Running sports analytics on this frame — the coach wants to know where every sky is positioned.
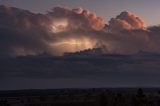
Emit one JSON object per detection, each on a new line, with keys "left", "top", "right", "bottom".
{"left": 0, "top": 0, "right": 160, "bottom": 26}
{"left": 1, "top": 0, "right": 160, "bottom": 90}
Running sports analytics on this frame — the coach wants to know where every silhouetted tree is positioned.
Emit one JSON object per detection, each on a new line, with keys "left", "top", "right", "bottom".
{"left": 136, "top": 88, "right": 145, "bottom": 98}
{"left": 98, "top": 92, "right": 108, "bottom": 106}
{"left": 131, "top": 88, "right": 149, "bottom": 106}
{"left": 113, "top": 93, "right": 126, "bottom": 106}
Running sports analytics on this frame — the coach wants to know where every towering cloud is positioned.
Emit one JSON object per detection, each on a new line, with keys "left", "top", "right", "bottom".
{"left": 0, "top": 5, "right": 106, "bottom": 56}
{"left": 47, "top": 7, "right": 105, "bottom": 31}
{"left": 1, "top": 5, "right": 160, "bottom": 57}
{"left": 108, "top": 11, "right": 146, "bottom": 32}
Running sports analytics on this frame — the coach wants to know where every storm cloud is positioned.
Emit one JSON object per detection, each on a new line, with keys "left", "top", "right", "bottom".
{"left": 0, "top": 5, "right": 106, "bottom": 56}
{"left": 1, "top": 5, "right": 160, "bottom": 89}
{"left": 108, "top": 11, "right": 146, "bottom": 32}
{"left": 1, "top": 5, "right": 160, "bottom": 57}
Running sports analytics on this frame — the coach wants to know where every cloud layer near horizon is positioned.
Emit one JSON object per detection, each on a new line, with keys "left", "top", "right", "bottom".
{"left": 1, "top": 54, "right": 160, "bottom": 89}
{"left": 0, "top": 5, "right": 160, "bottom": 57}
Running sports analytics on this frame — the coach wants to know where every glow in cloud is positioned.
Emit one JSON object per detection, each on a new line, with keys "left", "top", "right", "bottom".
{"left": 1, "top": 5, "right": 160, "bottom": 56}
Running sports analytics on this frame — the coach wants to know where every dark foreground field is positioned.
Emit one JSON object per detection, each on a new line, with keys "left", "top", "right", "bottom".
{"left": 0, "top": 88, "right": 160, "bottom": 106}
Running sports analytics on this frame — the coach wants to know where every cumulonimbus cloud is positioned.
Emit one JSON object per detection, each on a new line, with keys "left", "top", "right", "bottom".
{"left": 0, "top": 5, "right": 160, "bottom": 57}
{"left": 108, "top": 11, "right": 146, "bottom": 32}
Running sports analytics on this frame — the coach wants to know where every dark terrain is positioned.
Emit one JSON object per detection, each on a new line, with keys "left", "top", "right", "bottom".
{"left": 0, "top": 88, "right": 160, "bottom": 106}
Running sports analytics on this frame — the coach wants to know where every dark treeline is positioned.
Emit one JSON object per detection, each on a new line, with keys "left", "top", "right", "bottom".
{"left": 1, "top": 88, "right": 160, "bottom": 106}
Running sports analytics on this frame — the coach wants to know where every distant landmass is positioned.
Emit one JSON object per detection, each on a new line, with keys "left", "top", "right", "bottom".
{"left": 1, "top": 88, "right": 160, "bottom": 106}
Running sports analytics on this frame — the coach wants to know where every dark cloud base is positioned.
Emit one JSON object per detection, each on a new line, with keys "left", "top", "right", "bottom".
{"left": 1, "top": 53, "right": 160, "bottom": 90}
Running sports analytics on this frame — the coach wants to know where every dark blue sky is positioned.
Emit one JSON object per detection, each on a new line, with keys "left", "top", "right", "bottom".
{"left": 0, "top": 0, "right": 160, "bottom": 26}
